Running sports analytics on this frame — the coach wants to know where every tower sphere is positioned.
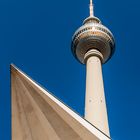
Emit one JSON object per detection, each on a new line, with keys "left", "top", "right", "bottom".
{"left": 71, "top": 17, "right": 115, "bottom": 64}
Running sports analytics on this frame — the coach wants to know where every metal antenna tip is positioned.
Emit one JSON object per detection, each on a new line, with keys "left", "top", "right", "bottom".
{"left": 89, "top": 0, "right": 94, "bottom": 17}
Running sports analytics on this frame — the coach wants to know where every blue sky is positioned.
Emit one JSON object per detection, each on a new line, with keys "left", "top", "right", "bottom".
{"left": 0, "top": 0, "right": 140, "bottom": 139}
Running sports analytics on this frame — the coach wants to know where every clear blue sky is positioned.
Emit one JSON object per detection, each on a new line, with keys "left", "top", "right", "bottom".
{"left": 0, "top": 0, "right": 140, "bottom": 139}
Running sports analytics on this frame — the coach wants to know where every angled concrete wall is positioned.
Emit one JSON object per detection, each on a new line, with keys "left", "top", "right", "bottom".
{"left": 11, "top": 64, "right": 111, "bottom": 140}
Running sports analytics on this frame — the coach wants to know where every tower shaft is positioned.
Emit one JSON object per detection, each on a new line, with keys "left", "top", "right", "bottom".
{"left": 84, "top": 50, "right": 110, "bottom": 136}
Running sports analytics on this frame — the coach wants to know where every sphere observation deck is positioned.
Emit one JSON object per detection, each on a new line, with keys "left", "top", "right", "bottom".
{"left": 71, "top": 16, "right": 115, "bottom": 64}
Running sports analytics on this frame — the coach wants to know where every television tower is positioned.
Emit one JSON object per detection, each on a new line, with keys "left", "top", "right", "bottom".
{"left": 71, "top": 0, "right": 115, "bottom": 137}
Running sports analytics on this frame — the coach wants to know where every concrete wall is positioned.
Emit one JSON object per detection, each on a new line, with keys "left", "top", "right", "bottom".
{"left": 11, "top": 65, "right": 110, "bottom": 140}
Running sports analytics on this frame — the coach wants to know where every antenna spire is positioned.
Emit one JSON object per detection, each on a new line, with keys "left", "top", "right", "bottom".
{"left": 89, "top": 0, "right": 94, "bottom": 17}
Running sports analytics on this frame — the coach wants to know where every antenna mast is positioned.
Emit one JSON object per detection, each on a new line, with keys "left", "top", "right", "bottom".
{"left": 90, "top": 0, "right": 94, "bottom": 17}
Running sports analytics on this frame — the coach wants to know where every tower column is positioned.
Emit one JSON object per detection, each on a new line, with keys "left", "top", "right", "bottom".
{"left": 84, "top": 49, "right": 110, "bottom": 137}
